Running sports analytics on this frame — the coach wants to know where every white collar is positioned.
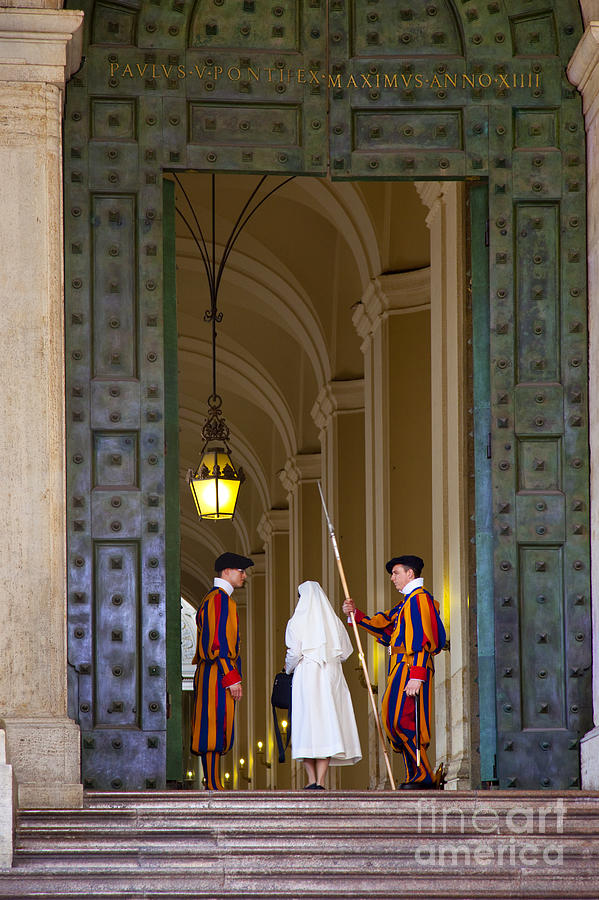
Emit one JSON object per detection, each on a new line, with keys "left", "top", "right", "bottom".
{"left": 214, "top": 576, "right": 234, "bottom": 596}
{"left": 400, "top": 577, "right": 424, "bottom": 596}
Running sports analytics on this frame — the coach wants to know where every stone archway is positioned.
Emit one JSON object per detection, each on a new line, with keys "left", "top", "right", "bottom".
{"left": 0, "top": 0, "right": 594, "bottom": 818}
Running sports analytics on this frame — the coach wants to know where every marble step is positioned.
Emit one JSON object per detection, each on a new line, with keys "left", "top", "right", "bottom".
{"left": 3, "top": 792, "right": 599, "bottom": 899}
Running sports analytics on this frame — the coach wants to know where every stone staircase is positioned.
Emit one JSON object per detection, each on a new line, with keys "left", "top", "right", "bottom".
{"left": 1, "top": 791, "right": 599, "bottom": 898}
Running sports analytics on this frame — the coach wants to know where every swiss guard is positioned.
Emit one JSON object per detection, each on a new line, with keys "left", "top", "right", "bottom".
{"left": 190, "top": 551, "right": 253, "bottom": 789}
{"left": 343, "top": 555, "right": 446, "bottom": 789}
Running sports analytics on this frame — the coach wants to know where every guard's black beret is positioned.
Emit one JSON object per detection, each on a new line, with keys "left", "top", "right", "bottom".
{"left": 215, "top": 551, "right": 254, "bottom": 572}
{"left": 386, "top": 555, "right": 424, "bottom": 575}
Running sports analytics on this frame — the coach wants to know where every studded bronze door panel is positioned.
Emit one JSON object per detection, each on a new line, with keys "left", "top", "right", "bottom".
{"left": 329, "top": 0, "right": 591, "bottom": 788}
{"left": 65, "top": 0, "right": 327, "bottom": 789}
{"left": 66, "top": 0, "right": 591, "bottom": 789}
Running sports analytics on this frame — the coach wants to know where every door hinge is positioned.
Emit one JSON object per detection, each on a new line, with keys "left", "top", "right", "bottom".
{"left": 484, "top": 219, "right": 489, "bottom": 247}
{"left": 487, "top": 432, "right": 492, "bottom": 459}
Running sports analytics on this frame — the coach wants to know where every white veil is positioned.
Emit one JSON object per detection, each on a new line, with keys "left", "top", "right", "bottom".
{"left": 286, "top": 580, "right": 353, "bottom": 666}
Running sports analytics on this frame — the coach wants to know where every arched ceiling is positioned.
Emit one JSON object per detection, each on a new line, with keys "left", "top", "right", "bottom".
{"left": 173, "top": 173, "right": 430, "bottom": 596}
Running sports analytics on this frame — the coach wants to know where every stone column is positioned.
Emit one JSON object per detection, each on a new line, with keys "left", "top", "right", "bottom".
{"left": 311, "top": 381, "right": 370, "bottom": 790}
{"left": 247, "top": 552, "right": 266, "bottom": 790}
{"left": 352, "top": 271, "right": 432, "bottom": 789}
{"left": 0, "top": 9, "right": 84, "bottom": 811}
{"left": 568, "top": 27, "right": 599, "bottom": 787}
{"left": 257, "top": 509, "right": 290, "bottom": 789}
{"left": 0, "top": 732, "right": 14, "bottom": 869}
{"left": 280, "top": 454, "right": 322, "bottom": 593}
{"left": 279, "top": 454, "right": 321, "bottom": 788}
{"left": 415, "top": 182, "right": 471, "bottom": 789}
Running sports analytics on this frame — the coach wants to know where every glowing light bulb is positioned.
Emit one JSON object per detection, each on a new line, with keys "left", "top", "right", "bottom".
{"left": 224, "top": 772, "right": 230, "bottom": 781}
{"left": 257, "top": 741, "right": 263, "bottom": 751}
{"left": 282, "top": 719, "right": 288, "bottom": 730}
{"left": 239, "top": 758, "right": 245, "bottom": 767}
{"left": 186, "top": 770, "right": 194, "bottom": 779}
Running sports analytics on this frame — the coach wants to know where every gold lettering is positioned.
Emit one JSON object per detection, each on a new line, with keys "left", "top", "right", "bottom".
{"left": 309, "top": 69, "right": 320, "bottom": 84}
{"left": 478, "top": 73, "right": 492, "bottom": 88}
{"left": 346, "top": 75, "right": 358, "bottom": 88}
{"left": 444, "top": 73, "right": 457, "bottom": 88}
{"left": 297, "top": 68, "right": 306, "bottom": 83}
{"left": 214, "top": 66, "right": 223, "bottom": 79}
{"left": 248, "top": 66, "right": 260, "bottom": 81}
{"left": 414, "top": 74, "right": 423, "bottom": 87}
{"left": 265, "top": 68, "right": 276, "bottom": 82}
{"left": 161, "top": 65, "right": 173, "bottom": 78}
{"left": 328, "top": 73, "right": 342, "bottom": 87}
{"left": 194, "top": 66, "right": 207, "bottom": 78}
{"left": 177, "top": 65, "right": 186, "bottom": 78}
{"left": 462, "top": 73, "right": 475, "bottom": 88}
{"left": 136, "top": 64, "right": 148, "bottom": 77}
{"left": 110, "top": 62, "right": 120, "bottom": 77}
{"left": 430, "top": 74, "right": 442, "bottom": 88}
{"left": 496, "top": 73, "right": 509, "bottom": 89}
{"left": 228, "top": 66, "right": 241, "bottom": 81}
{"left": 400, "top": 74, "right": 412, "bottom": 88}
{"left": 536, "top": 73, "right": 540, "bottom": 87}
{"left": 360, "top": 74, "right": 372, "bottom": 88}
{"left": 122, "top": 64, "right": 134, "bottom": 78}
{"left": 384, "top": 74, "right": 398, "bottom": 88}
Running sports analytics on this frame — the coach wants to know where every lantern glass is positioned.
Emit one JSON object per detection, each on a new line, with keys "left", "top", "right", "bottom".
{"left": 189, "top": 445, "right": 242, "bottom": 520}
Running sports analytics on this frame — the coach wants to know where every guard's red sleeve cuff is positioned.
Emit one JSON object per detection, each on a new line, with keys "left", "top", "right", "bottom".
{"left": 409, "top": 666, "right": 427, "bottom": 680}
{"left": 353, "top": 609, "right": 366, "bottom": 624}
{"left": 222, "top": 669, "right": 241, "bottom": 687}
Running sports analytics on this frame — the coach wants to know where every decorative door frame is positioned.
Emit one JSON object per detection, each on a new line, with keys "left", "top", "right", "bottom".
{"left": 64, "top": 0, "right": 591, "bottom": 789}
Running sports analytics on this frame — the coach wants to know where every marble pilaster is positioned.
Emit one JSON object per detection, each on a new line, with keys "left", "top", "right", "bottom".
{"left": 415, "top": 181, "right": 471, "bottom": 789}
{"left": 0, "top": 7, "right": 84, "bottom": 813}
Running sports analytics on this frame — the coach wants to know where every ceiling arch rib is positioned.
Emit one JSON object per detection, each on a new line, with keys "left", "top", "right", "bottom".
{"left": 179, "top": 336, "right": 297, "bottom": 457}
{"left": 180, "top": 552, "right": 213, "bottom": 593}
{"left": 283, "top": 180, "right": 382, "bottom": 284}
{"left": 179, "top": 405, "right": 272, "bottom": 512}
{"left": 181, "top": 509, "right": 253, "bottom": 562}
{"left": 176, "top": 235, "right": 331, "bottom": 388}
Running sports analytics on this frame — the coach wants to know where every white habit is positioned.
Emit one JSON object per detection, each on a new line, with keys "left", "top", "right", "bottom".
{"left": 285, "top": 581, "right": 362, "bottom": 765}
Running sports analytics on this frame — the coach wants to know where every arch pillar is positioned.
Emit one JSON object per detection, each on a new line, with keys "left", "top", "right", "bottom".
{"left": 0, "top": 8, "right": 84, "bottom": 813}
{"left": 245, "top": 552, "right": 266, "bottom": 789}
{"left": 280, "top": 454, "right": 323, "bottom": 591}
{"left": 280, "top": 454, "right": 322, "bottom": 788}
{"left": 568, "top": 25, "right": 599, "bottom": 788}
{"left": 257, "top": 509, "right": 290, "bottom": 788}
{"left": 415, "top": 182, "right": 472, "bottom": 789}
{"left": 311, "top": 380, "right": 370, "bottom": 789}
{"left": 353, "top": 272, "right": 432, "bottom": 788}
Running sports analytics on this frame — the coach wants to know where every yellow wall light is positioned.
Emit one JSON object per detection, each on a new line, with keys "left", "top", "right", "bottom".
{"left": 187, "top": 397, "right": 245, "bottom": 521}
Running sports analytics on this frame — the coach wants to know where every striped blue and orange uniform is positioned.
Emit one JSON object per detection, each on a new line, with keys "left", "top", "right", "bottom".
{"left": 355, "top": 587, "right": 446, "bottom": 786}
{"left": 190, "top": 587, "right": 241, "bottom": 789}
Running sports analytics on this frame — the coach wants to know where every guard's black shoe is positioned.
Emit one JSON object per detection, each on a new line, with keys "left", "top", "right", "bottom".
{"left": 398, "top": 780, "right": 435, "bottom": 790}
{"left": 304, "top": 783, "right": 317, "bottom": 789}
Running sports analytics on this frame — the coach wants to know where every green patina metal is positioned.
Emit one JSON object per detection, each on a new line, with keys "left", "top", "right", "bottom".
{"left": 162, "top": 179, "right": 183, "bottom": 783}
{"left": 65, "top": 0, "right": 591, "bottom": 789}
{"left": 469, "top": 181, "right": 496, "bottom": 784}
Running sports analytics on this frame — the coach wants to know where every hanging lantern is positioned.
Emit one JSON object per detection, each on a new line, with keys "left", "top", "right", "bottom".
{"left": 187, "top": 396, "right": 245, "bottom": 520}
{"left": 176, "top": 173, "right": 293, "bottom": 522}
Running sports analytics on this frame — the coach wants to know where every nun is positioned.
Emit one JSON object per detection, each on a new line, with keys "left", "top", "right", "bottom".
{"left": 284, "top": 580, "right": 362, "bottom": 789}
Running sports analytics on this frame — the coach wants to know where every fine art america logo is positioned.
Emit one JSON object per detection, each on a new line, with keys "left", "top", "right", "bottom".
{"left": 107, "top": 61, "right": 542, "bottom": 92}
{"left": 414, "top": 799, "right": 566, "bottom": 869}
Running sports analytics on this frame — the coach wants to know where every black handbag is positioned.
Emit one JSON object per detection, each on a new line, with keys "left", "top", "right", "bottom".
{"left": 271, "top": 669, "right": 292, "bottom": 763}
